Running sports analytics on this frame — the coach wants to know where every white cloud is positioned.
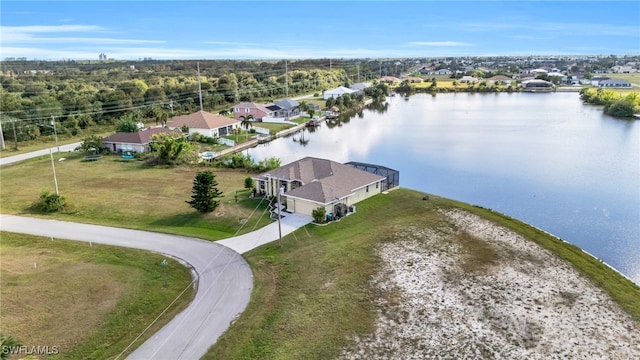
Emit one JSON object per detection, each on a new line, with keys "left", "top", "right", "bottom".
{"left": 461, "top": 21, "right": 639, "bottom": 37}
{"left": 407, "top": 41, "right": 473, "bottom": 47}
{"left": 0, "top": 24, "right": 163, "bottom": 46}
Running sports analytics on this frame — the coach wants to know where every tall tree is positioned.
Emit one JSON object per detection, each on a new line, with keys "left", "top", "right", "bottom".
{"left": 187, "top": 170, "right": 223, "bottom": 213}
{"left": 150, "top": 133, "right": 195, "bottom": 165}
{"left": 240, "top": 115, "right": 254, "bottom": 138}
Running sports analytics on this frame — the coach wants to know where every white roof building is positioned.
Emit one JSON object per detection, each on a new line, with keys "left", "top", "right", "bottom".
{"left": 323, "top": 86, "right": 356, "bottom": 99}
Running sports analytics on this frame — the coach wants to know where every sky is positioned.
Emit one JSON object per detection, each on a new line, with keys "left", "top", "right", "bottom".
{"left": 1, "top": 0, "right": 639, "bottom": 61}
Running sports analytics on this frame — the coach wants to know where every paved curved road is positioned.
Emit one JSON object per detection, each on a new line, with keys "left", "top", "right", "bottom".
{"left": 0, "top": 213, "right": 311, "bottom": 359}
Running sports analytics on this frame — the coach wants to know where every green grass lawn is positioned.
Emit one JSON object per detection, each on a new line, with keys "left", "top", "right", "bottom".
{"left": 204, "top": 188, "right": 640, "bottom": 359}
{"left": 252, "top": 122, "right": 295, "bottom": 135}
{"left": 0, "top": 152, "right": 272, "bottom": 241}
{"left": 0, "top": 231, "right": 194, "bottom": 359}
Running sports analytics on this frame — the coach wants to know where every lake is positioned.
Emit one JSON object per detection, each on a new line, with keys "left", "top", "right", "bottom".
{"left": 248, "top": 92, "right": 640, "bottom": 284}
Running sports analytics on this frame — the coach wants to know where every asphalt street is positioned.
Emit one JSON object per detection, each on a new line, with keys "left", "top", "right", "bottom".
{"left": 0, "top": 213, "right": 311, "bottom": 359}
{"left": 0, "top": 142, "right": 81, "bottom": 166}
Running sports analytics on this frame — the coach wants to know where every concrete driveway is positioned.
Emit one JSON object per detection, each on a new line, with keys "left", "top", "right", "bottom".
{"left": 0, "top": 213, "right": 312, "bottom": 359}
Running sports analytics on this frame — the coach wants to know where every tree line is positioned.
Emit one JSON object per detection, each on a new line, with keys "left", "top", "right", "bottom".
{"left": 580, "top": 88, "right": 640, "bottom": 118}
{"left": 0, "top": 60, "right": 352, "bottom": 144}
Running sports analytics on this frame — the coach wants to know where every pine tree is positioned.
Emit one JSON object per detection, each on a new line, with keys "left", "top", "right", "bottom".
{"left": 187, "top": 170, "right": 223, "bottom": 213}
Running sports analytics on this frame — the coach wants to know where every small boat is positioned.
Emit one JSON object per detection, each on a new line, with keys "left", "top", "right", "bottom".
{"left": 306, "top": 120, "right": 319, "bottom": 127}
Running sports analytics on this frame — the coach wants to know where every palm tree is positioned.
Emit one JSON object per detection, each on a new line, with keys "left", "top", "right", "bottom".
{"left": 154, "top": 108, "right": 170, "bottom": 127}
{"left": 240, "top": 115, "right": 254, "bottom": 141}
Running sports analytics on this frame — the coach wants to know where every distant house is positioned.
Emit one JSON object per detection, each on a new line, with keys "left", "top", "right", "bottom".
{"left": 378, "top": 76, "right": 401, "bottom": 83}
{"left": 460, "top": 76, "right": 479, "bottom": 83}
{"left": 486, "top": 75, "right": 513, "bottom": 85}
{"left": 349, "top": 82, "right": 371, "bottom": 91}
{"left": 102, "top": 127, "right": 182, "bottom": 154}
{"left": 232, "top": 102, "right": 275, "bottom": 121}
{"left": 432, "top": 69, "right": 453, "bottom": 75}
{"left": 405, "top": 76, "right": 424, "bottom": 83}
{"left": 253, "top": 157, "right": 387, "bottom": 217}
{"left": 611, "top": 65, "right": 636, "bottom": 73}
{"left": 590, "top": 76, "right": 611, "bottom": 86}
{"left": 522, "top": 79, "right": 555, "bottom": 91}
{"left": 323, "top": 86, "right": 356, "bottom": 99}
{"left": 167, "top": 110, "right": 241, "bottom": 138}
{"left": 598, "top": 79, "right": 632, "bottom": 88}
{"left": 273, "top": 98, "right": 300, "bottom": 119}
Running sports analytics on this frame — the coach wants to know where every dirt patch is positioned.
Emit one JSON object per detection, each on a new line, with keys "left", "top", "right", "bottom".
{"left": 340, "top": 209, "right": 640, "bottom": 359}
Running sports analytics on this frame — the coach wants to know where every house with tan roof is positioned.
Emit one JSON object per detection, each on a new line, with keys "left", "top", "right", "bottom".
{"left": 379, "top": 76, "right": 402, "bottom": 83}
{"left": 167, "top": 110, "right": 241, "bottom": 138}
{"left": 254, "top": 157, "right": 388, "bottom": 218}
{"left": 487, "top": 75, "right": 513, "bottom": 85}
{"left": 102, "top": 127, "right": 182, "bottom": 154}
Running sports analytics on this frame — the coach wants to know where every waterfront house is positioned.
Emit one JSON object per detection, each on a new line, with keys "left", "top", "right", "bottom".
{"left": 167, "top": 110, "right": 241, "bottom": 138}
{"left": 486, "top": 75, "right": 513, "bottom": 85}
{"left": 598, "top": 79, "right": 632, "bottom": 88}
{"left": 273, "top": 98, "right": 301, "bottom": 119}
{"left": 522, "top": 79, "right": 555, "bottom": 91}
{"left": 232, "top": 102, "right": 275, "bottom": 121}
{"left": 102, "top": 127, "right": 182, "bottom": 154}
{"left": 323, "top": 86, "right": 356, "bottom": 99}
{"left": 253, "top": 157, "right": 387, "bottom": 218}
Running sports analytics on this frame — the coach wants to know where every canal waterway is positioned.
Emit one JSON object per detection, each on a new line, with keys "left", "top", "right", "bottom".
{"left": 248, "top": 92, "right": 640, "bottom": 284}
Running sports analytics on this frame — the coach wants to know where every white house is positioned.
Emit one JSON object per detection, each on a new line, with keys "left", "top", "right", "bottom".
{"left": 323, "top": 86, "right": 356, "bottom": 99}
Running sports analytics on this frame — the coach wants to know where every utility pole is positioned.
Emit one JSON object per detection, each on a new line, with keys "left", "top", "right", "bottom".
{"left": 357, "top": 63, "right": 360, "bottom": 82}
{"left": 169, "top": 99, "right": 174, "bottom": 114}
{"left": 0, "top": 119, "right": 5, "bottom": 150}
{"left": 285, "top": 60, "right": 288, "bottom": 97}
{"left": 277, "top": 178, "right": 283, "bottom": 247}
{"left": 329, "top": 59, "right": 332, "bottom": 72}
{"left": 11, "top": 119, "right": 18, "bottom": 150}
{"left": 379, "top": 60, "right": 382, "bottom": 78}
{"left": 197, "top": 61, "right": 204, "bottom": 111}
{"left": 51, "top": 115, "right": 59, "bottom": 153}
{"left": 49, "top": 148, "right": 59, "bottom": 195}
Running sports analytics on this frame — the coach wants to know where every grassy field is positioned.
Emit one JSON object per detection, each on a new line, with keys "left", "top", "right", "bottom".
{"left": 204, "top": 188, "right": 640, "bottom": 359}
{"left": 0, "top": 152, "right": 272, "bottom": 240}
{"left": 0, "top": 231, "right": 194, "bottom": 359}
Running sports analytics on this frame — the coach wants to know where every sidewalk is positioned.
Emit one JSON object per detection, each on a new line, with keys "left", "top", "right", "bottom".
{"left": 217, "top": 212, "right": 312, "bottom": 254}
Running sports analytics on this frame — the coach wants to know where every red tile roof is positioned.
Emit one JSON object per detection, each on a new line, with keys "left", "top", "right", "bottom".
{"left": 167, "top": 110, "right": 240, "bottom": 130}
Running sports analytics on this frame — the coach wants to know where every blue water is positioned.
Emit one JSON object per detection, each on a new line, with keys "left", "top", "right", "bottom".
{"left": 248, "top": 92, "right": 640, "bottom": 283}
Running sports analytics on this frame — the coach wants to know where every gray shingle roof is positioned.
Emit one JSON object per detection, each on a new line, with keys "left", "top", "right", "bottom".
{"left": 258, "top": 157, "right": 385, "bottom": 204}
{"left": 274, "top": 98, "right": 299, "bottom": 111}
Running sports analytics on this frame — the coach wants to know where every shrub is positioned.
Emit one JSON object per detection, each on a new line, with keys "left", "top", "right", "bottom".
{"left": 34, "top": 191, "right": 66, "bottom": 212}
{"left": 244, "top": 177, "right": 255, "bottom": 190}
{"left": 312, "top": 207, "right": 326, "bottom": 223}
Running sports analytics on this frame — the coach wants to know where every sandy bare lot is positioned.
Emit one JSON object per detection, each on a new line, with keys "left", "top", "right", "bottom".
{"left": 340, "top": 209, "right": 640, "bottom": 359}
